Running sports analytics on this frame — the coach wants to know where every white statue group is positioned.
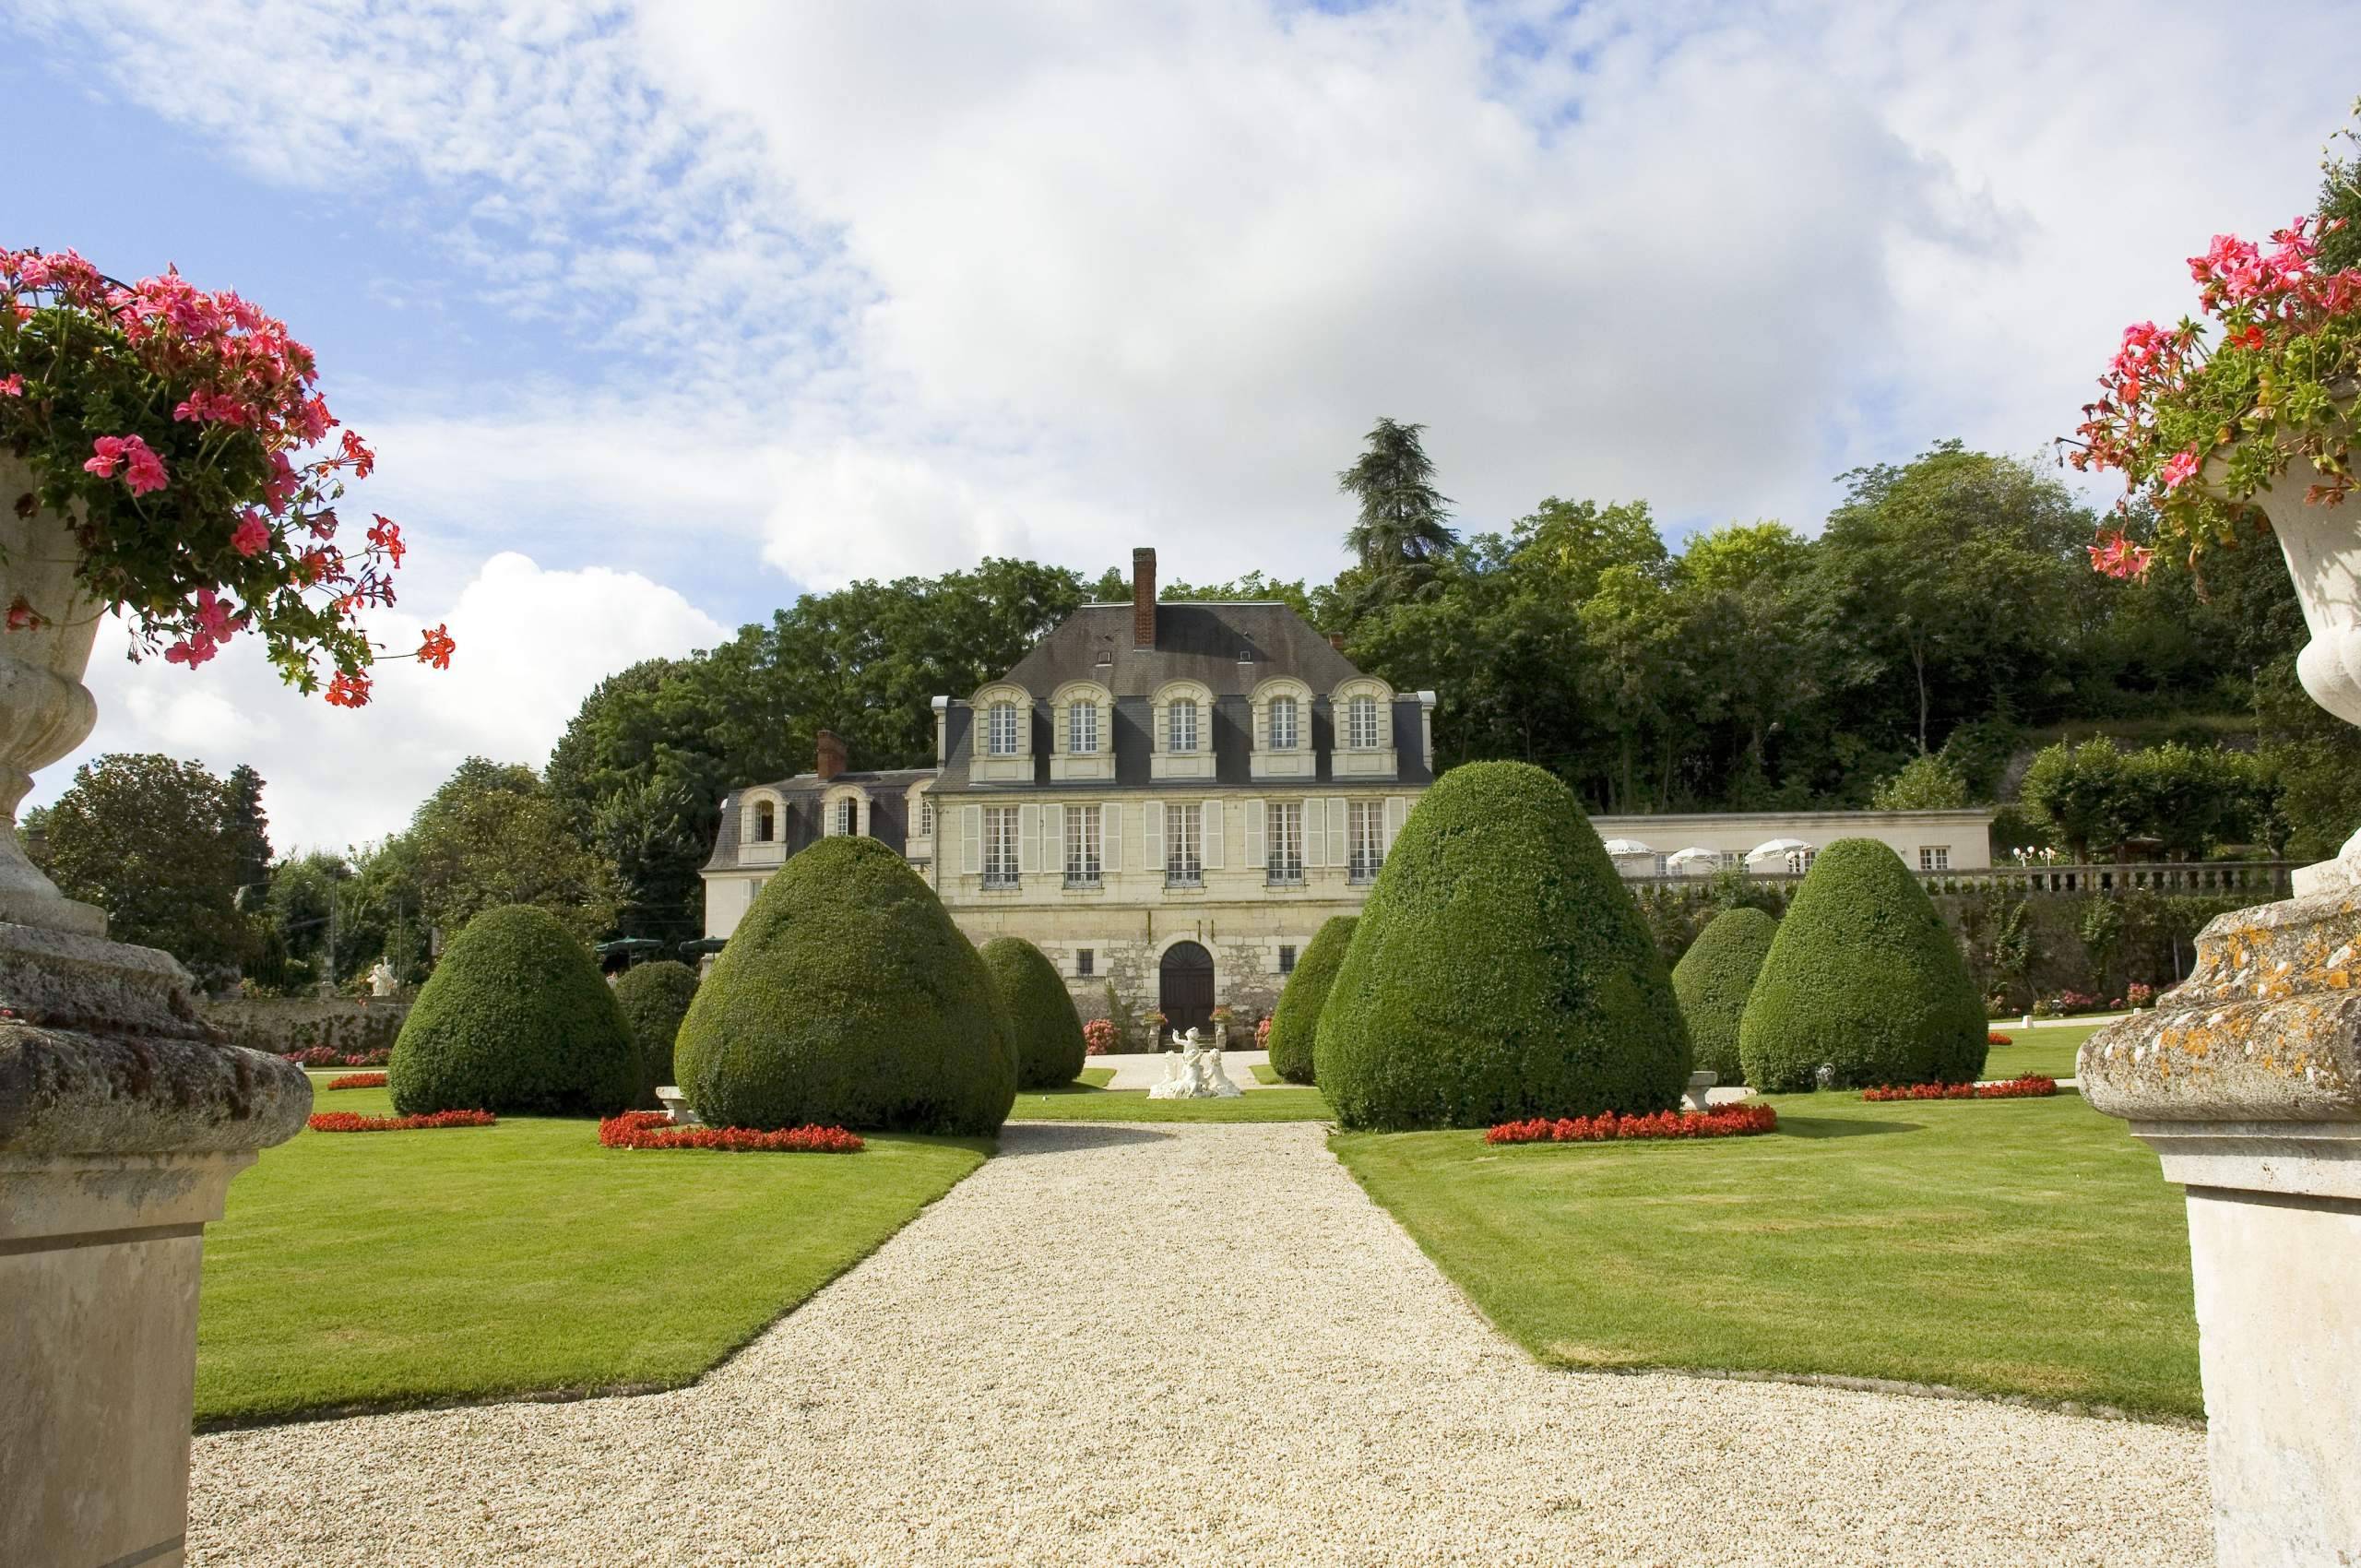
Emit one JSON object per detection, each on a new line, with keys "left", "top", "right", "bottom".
{"left": 1146, "top": 1027, "right": 1242, "bottom": 1099}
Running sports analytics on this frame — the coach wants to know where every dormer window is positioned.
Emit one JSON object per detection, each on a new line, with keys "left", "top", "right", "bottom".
{"left": 988, "top": 700, "right": 1020, "bottom": 756}
{"left": 1169, "top": 698, "right": 1200, "bottom": 754}
{"left": 833, "top": 798, "right": 859, "bottom": 837}
{"left": 1270, "top": 695, "right": 1299, "bottom": 751}
{"left": 753, "top": 800, "right": 776, "bottom": 843}
{"left": 1068, "top": 699, "right": 1098, "bottom": 754}
{"left": 1347, "top": 695, "right": 1381, "bottom": 750}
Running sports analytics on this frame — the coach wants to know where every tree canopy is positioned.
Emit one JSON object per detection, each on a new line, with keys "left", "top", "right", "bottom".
{"left": 34, "top": 753, "right": 257, "bottom": 972}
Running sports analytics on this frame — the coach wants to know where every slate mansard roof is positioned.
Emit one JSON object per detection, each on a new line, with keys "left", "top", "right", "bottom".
{"left": 706, "top": 766, "right": 935, "bottom": 872}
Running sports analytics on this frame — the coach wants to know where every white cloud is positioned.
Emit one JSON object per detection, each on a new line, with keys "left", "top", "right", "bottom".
{"left": 30, "top": 554, "right": 725, "bottom": 853}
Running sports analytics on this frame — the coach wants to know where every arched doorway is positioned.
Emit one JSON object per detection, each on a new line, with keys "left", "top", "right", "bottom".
{"left": 1158, "top": 941, "right": 1215, "bottom": 1042}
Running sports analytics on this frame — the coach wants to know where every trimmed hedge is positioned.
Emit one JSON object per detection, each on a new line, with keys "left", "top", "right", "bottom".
{"left": 1670, "top": 907, "right": 1777, "bottom": 1087}
{"left": 1313, "top": 760, "right": 1691, "bottom": 1130}
{"left": 1265, "top": 915, "right": 1356, "bottom": 1084}
{"left": 612, "top": 959, "right": 699, "bottom": 1109}
{"left": 1738, "top": 837, "right": 1988, "bottom": 1092}
{"left": 388, "top": 904, "right": 639, "bottom": 1117}
{"left": 674, "top": 837, "right": 1015, "bottom": 1134}
{"left": 979, "top": 936, "right": 1086, "bottom": 1088}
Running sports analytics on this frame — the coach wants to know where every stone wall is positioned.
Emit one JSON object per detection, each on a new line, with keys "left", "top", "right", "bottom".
{"left": 196, "top": 995, "right": 412, "bottom": 1057}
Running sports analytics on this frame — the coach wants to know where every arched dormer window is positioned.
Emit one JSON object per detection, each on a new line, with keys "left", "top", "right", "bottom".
{"left": 1271, "top": 695, "right": 1299, "bottom": 750}
{"left": 1249, "top": 675, "right": 1315, "bottom": 780}
{"left": 753, "top": 800, "right": 777, "bottom": 842}
{"left": 1048, "top": 679, "right": 1116, "bottom": 782}
{"left": 969, "top": 682, "right": 1035, "bottom": 783}
{"left": 1149, "top": 679, "right": 1217, "bottom": 781}
{"left": 739, "top": 790, "right": 789, "bottom": 864}
{"left": 1169, "top": 697, "right": 1200, "bottom": 753}
{"left": 1330, "top": 677, "right": 1399, "bottom": 779}
{"left": 988, "top": 701, "right": 1020, "bottom": 756}
{"left": 822, "top": 783, "right": 872, "bottom": 837}
{"left": 909, "top": 781, "right": 935, "bottom": 842}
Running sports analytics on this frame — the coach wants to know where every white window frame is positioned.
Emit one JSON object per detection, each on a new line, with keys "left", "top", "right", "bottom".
{"left": 1347, "top": 695, "right": 1381, "bottom": 750}
{"left": 1270, "top": 695, "right": 1299, "bottom": 751}
{"left": 1064, "top": 803, "right": 1103, "bottom": 886}
{"left": 1347, "top": 799, "right": 1384, "bottom": 883}
{"left": 1166, "top": 800, "right": 1203, "bottom": 886}
{"left": 917, "top": 793, "right": 934, "bottom": 838}
{"left": 1920, "top": 846, "right": 1950, "bottom": 872}
{"left": 1267, "top": 800, "right": 1304, "bottom": 885}
{"left": 1068, "top": 700, "right": 1098, "bottom": 755}
{"left": 753, "top": 800, "right": 777, "bottom": 843}
{"left": 1169, "top": 698, "right": 1200, "bottom": 754}
{"left": 988, "top": 700, "right": 1021, "bottom": 757}
{"left": 982, "top": 806, "right": 1020, "bottom": 887}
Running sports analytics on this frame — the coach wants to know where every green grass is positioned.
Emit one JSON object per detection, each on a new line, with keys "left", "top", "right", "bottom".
{"left": 1006, "top": 1082, "right": 1335, "bottom": 1122}
{"left": 1986, "top": 1021, "right": 2106, "bottom": 1081}
{"left": 1250, "top": 1062, "right": 1282, "bottom": 1085}
{"left": 196, "top": 1085, "right": 988, "bottom": 1425}
{"left": 1076, "top": 1066, "right": 1116, "bottom": 1088}
{"left": 1333, "top": 1089, "right": 2200, "bottom": 1418}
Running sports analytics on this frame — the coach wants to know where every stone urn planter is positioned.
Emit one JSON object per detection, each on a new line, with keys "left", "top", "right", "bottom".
{"left": 0, "top": 451, "right": 312, "bottom": 1568}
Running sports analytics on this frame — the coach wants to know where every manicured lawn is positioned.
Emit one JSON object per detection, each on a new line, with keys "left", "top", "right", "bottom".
{"left": 1007, "top": 1083, "right": 1334, "bottom": 1122}
{"left": 1250, "top": 1063, "right": 1282, "bottom": 1085}
{"left": 1334, "top": 1089, "right": 2200, "bottom": 1417}
{"left": 1986, "top": 1022, "right": 2106, "bottom": 1082}
{"left": 197, "top": 1085, "right": 988, "bottom": 1425}
{"left": 1076, "top": 1066, "right": 1117, "bottom": 1088}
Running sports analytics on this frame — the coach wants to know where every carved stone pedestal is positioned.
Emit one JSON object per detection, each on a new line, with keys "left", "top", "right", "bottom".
{"left": 2082, "top": 890, "right": 2361, "bottom": 1568}
{"left": 0, "top": 923, "right": 310, "bottom": 1568}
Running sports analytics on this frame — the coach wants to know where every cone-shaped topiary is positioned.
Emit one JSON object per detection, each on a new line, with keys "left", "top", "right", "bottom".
{"left": 674, "top": 836, "right": 1015, "bottom": 1134}
{"left": 1313, "top": 760, "right": 1691, "bottom": 1130}
{"left": 1738, "top": 838, "right": 1987, "bottom": 1092}
{"left": 612, "top": 959, "right": 699, "bottom": 1108}
{"left": 979, "top": 935, "right": 1086, "bottom": 1088}
{"left": 1671, "top": 907, "right": 1778, "bottom": 1088}
{"left": 1266, "top": 915, "right": 1356, "bottom": 1084}
{"left": 389, "top": 904, "right": 639, "bottom": 1117}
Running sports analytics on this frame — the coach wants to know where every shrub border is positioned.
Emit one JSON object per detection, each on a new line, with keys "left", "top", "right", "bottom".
{"left": 1486, "top": 1104, "right": 1777, "bottom": 1145}
{"left": 598, "top": 1110, "right": 864, "bottom": 1154}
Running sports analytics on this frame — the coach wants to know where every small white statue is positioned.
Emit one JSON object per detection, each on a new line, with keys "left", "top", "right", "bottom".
{"left": 1147, "top": 1028, "right": 1243, "bottom": 1099}
{"left": 367, "top": 959, "right": 399, "bottom": 998}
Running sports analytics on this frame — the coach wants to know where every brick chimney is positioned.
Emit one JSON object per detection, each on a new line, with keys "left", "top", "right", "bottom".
{"left": 815, "top": 729, "right": 848, "bottom": 780}
{"left": 1327, "top": 632, "right": 1346, "bottom": 652}
{"left": 1132, "top": 547, "right": 1157, "bottom": 649}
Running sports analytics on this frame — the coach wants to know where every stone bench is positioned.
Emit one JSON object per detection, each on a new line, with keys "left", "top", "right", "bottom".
{"left": 1682, "top": 1071, "right": 1716, "bottom": 1112}
{"left": 655, "top": 1086, "right": 701, "bottom": 1125}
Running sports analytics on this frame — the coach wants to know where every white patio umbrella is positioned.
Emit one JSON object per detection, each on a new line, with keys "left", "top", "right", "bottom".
{"left": 1745, "top": 837, "right": 1815, "bottom": 865}
{"left": 1599, "top": 837, "right": 1654, "bottom": 857}
{"left": 1666, "top": 846, "right": 1720, "bottom": 873}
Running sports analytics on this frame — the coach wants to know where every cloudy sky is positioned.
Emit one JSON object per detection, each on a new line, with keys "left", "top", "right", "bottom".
{"left": 6, "top": 0, "right": 2356, "bottom": 851}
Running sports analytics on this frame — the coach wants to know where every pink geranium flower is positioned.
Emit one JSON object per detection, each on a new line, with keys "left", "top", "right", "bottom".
{"left": 231, "top": 511, "right": 270, "bottom": 557}
{"left": 0, "top": 374, "right": 21, "bottom": 397}
{"left": 121, "top": 436, "right": 168, "bottom": 496}
{"left": 2160, "top": 447, "right": 2201, "bottom": 492}
{"left": 83, "top": 435, "right": 125, "bottom": 479}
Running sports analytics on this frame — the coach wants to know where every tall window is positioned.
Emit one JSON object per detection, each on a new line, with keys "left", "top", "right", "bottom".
{"left": 1064, "top": 804, "right": 1102, "bottom": 886}
{"left": 982, "top": 806, "right": 1019, "bottom": 887}
{"left": 988, "top": 700, "right": 1021, "bottom": 756}
{"left": 1166, "top": 802, "right": 1202, "bottom": 885}
{"left": 833, "top": 798, "right": 859, "bottom": 837}
{"left": 1278, "top": 944, "right": 1298, "bottom": 975}
{"left": 1169, "top": 698, "right": 1199, "bottom": 753}
{"left": 917, "top": 794, "right": 934, "bottom": 838}
{"left": 1347, "top": 695, "right": 1380, "bottom": 749}
{"left": 1068, "top": 699, "right": 1098, "bottom": 754}
{"left": 1266, "top": 800, "right": 1304, "bottom": 883}
{"left": 1076, "top": 948, "right": 1096, "bottom": 977}
{"left": 1269, "top": 695, "right": 1299, "bottom": 750}
{"left": 753, "top": 800, "right": 776, "bottom": 842}
{"left": 1347, "top": 800, "right": 1384, "bottom": 883}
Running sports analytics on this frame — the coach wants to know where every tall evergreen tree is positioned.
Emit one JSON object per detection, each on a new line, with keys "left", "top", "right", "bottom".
{"left": 224, "top": 764, "right": 272, "bottom": 897}
{"left": 1337, "top": 417, "right": 1457, "bottom": 593}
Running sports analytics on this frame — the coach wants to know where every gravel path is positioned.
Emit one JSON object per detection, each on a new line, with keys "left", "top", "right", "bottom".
{"left": 190, "top": 1123, "right": 2212, "bottom": 1566}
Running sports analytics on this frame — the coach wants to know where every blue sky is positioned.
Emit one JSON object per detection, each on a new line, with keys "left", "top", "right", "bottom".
{"left": 6, "top": 0, "right": 2358, "bottom": 849}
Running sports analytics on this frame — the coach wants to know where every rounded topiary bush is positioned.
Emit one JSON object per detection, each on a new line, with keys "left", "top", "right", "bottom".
{"left": 1313, "top": 760, "right": 1691, "bottom": 1130}
{"left": 1738, "top": 838, "right": 1987, "bottom": 1092}
{"left": 674, "top": 836, "right": 1015, "bottom": 1134}
{"left": 979, "top": 935, "right": 1086, "bottom": 1088}
{"left": 1670, "top": 907, "right": 1778, "bottom": 1088}
{"left": 612, "top": 959, "right": 699, "bottom": 1108}
{"left": 388, "top": 904, "right": 639, "bottom": 1117}
{"left": 1265, "top": 915, "right": 1356, "bottom": 1084}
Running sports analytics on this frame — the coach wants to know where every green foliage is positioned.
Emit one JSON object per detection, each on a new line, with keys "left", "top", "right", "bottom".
{"left": 1314, "top": 761, "right": 1691, "bottom": 1130}
{"left": 611, "top": 960, "right": 699, "bottom": 1109}
{"left": 1669, "top": 907, "right": 1778, "bottom": 1087}
{"left": 389, "top": 904, "right": 638, "bottom": 1116}
{"left": 2018, "top": 738, "right": 2277, "bottom": 860}
{"left": 1869, "top": 752, "right": 1970, "bottom": 811}
{"left": 34, "top": 752, "right": 256, "bottom": 973}
{"left": 409, "top": 757, "right": 624, "bottom": 943}
{"left": 979, "top": 936, "right": 1086, "bottom": 1088}
{"left": 1739, "top": 839, "right": 1987, "bottom": 1091}
{"left": 675, "top": 837, "right": 1014, "bottom": 1134}
{"left": 1100, "top": 980, "right": 1129, "bottom": 1051}
{"left": 1337, "top": 416, "right": 1457, "bottom": 609}
{"left": 1265, "top": 915, "right": 1356, "bottom": 1084}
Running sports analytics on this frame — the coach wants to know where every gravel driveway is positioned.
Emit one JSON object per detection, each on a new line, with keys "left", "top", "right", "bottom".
{"left": 190, "top": 1122, "right": 2212, "bottom": 1566}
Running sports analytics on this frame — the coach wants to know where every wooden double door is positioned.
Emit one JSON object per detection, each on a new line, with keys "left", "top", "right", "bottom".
{"left": 1157, "top": 941, "right": 1215, "bottom": 1040}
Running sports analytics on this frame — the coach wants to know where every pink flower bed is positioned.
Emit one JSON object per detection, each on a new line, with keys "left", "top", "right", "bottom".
{"left": 1083, "top": 1018, "right": 1118, "bottom": 1055}
{"left": 1862, "top": 1076, "right": 2058, "bottom": 1102}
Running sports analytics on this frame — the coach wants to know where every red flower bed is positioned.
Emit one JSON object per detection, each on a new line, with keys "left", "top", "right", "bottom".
{"left": 308, "top": 1109, "right": 495, "bottom": 1133}
{"left": 599, "top": 1110, "right": 863, "bottom": 1154}
{"left": 1486, "top": 1104, "right": 1777, "bottom": 1146}
{"left": 1987, "top": 1031, "right": 2013, "bottom": 1046}
{"left": 1862, "top": 1075, "right": 2058, "bottom": 1102}
{"left": 281, "top": 1046, "right": 393, "bottom": 1068}
{"left": 325, "top": 1071, "right": 387, "bottom": 1090}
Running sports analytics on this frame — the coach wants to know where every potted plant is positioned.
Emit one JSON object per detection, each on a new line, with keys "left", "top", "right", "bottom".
{"left": 1143, "top": 1009, "right": 1168, "bottom": 1049}
{"left": 1209, "top": 1004, "right": 1235, "bottom": 1048}
{"left": 0, "top": 248, "right": 448, "bottom": 932}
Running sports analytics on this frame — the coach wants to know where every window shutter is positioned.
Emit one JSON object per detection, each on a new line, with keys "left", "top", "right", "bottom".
{"left": 1384, "top": 796, "right": 1407, "bottom": 853}
{"left": 1201, "top": 800, "right": 1224, "bottom": 869}
{"left": 1304, "top": 797, "right": 1327, "bottom": 867}
{"left": 1327, "top": 799, "right": 1347, "bottom": 863}
{"left": 1019, "top": 805, "right": 1041, "bottom": 873}
{"left": 1045, "top": 804, "right": 1064, "bottom": 874}
{"left": 1101, "top": 802, "right": 1121, "bottom": 871}
{"left": 1245, "top": 799, "right": 1266, "bottom": 868}
{"left": 962, "top": 806, "right": 983, "bottom": 874}
{"left": 1144, "top": 801, "right": 1165, "bottom": 872}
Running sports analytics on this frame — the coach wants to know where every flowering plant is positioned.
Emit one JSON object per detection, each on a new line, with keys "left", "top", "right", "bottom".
{"left": 598, "top": 1111, "right": 862, "bottom": 1153}
{"left": 1083, "top": 1017, "right": 1118, "bottom": 1055}
{"left": 1862, "top": 1076, "right": 2056, "bottom": 1102}
{"left": 1987, "top": 1031, "right": 2013, "bottom": 1047}
{"left": 2128, "top": 981, "right": 2156, "bottom": 1009}
{"left": 0, "top": 248, "right": 452, "bottom": 703}
{"left": 1487, "top": 1103, "right": 1777, "bottom": 1145}
{"left": 307, "top": 1109, "right": 494, "bottom": 1132}
{"left": 280, "top": 1045, "right": 393, "bottom": 1068}
{"left": 324, "top": 1071, "right": 387, "bottom": 1090}
{"left": 1255, "top": 1016, "right": 1272, "bottom": 1048}
{"left": 2071, "top": 124, "right": 2361, "bottom": 579}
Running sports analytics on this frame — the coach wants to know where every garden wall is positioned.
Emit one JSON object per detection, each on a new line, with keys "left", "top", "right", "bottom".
{"left": 198, "top": 995, "right": 412, "bottom": 1057}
